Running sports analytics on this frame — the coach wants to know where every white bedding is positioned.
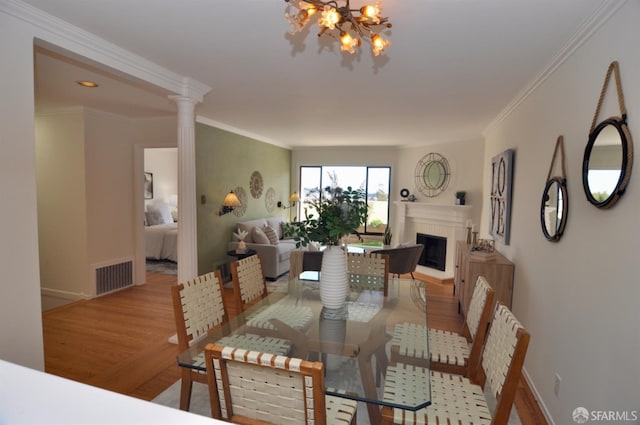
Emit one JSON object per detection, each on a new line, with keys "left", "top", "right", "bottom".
{"left": 145, "top": 223, "right": 178, "bottom": 262}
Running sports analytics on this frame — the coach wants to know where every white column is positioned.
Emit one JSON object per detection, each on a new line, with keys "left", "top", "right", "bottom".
{"left": 170, "top": 95, "right": 198, "bottom": 282}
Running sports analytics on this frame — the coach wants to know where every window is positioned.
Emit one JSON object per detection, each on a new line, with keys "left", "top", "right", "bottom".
{"left": 298, "top": 166, "right": 391, "bottom": 234}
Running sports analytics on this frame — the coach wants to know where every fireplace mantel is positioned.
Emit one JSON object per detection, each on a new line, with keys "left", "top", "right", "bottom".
{"left": 393, "top": 202, "right": 473, "bottom": 279}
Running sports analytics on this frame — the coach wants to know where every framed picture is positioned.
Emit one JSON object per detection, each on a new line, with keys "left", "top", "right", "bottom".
{"left": 144, "top": 172, "right": 153, "bottom": 199}
{"left": 489, "top": 149, "right": 514, "bottom": 245}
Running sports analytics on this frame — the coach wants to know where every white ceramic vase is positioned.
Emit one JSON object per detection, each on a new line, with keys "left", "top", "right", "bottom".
{"left": 320, "top": 245, "right": 349, "bottom": 309}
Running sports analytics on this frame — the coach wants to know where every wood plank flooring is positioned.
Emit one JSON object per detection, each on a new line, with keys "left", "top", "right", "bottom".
{"left": 42, "top": 271, "right": 547, "bottom": 424}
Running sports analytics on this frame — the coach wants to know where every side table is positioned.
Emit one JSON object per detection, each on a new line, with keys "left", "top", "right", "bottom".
{"left": 226, "top": 249, "right": 257, "bottom": 261}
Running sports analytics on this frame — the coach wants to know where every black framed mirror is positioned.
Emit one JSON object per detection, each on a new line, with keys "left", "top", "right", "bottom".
{"left": 582, "top": 117, "right": 633, "bottom": 209}
{"left": 541, "top": 177, "right": 568, "bottom": 241}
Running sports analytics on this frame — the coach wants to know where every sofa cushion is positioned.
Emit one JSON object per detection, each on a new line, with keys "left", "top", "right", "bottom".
{"left": 263, "top": 225, "right": 279, "bottom": 245}
{"left": 252, "top": 226, "right": 270, "bottom": 244}
{"left": 237, "top": 218, "right": 268, "bottom": 243}
{"left": 277, "top": 242, "right": 297, "bottom": 262}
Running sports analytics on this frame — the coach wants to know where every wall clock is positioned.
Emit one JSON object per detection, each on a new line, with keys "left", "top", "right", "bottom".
{"left": 250, "top": 170, "right": 263, "bottom": 199}
{"left": 233, "top": 186, "right": 248, "bottom": 217}
{"left": 265, "top": 187, "right": 276, "bottom": 213}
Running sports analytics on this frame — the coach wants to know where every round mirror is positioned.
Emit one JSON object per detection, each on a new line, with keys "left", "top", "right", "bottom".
{"left": 540, "top": 177, "right": 568, "bottom": 241}
{"left": 415, "top": 153, "right": 450, "bottom": 197}
{"left": 582, "top": 117, "right": 633, "bottom": 208}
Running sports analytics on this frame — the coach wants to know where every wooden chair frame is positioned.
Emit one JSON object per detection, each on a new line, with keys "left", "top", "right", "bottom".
{"left": 380, "top": 303, "right": 530, "bottom": 425}
{"left": 346, "top": 252, "right": 390, "bottom": 295}
{"left": 230, "top": 254, "right": 269, "bottom": 313}
{"left": 170, "top": 270, "right": 227, "bottom": 411}
{"left": 205, "top": 344, "right": 357, "bottom": 425}
{"left": 391, "top": 275, "right": 495, "bottom": 377}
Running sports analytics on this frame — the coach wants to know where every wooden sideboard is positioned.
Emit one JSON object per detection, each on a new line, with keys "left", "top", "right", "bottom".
{"left": 454, "top": 241, "right": 514, "bottom": 317}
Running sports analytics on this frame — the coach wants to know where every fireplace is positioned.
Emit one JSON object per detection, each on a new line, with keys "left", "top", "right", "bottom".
{"left": 394, "top": 202, "right": 471, "bottom": 278}
{"left": 416, "top": 233, "right": 447, "bottom": 271}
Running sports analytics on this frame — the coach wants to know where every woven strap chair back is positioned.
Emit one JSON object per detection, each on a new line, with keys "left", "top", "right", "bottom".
{"left": 174, "top": 271, "right": 226, "bottom": 347}
{"left": 465, "top": 276, "right": 492, "bottom": 340}
{"left": 347, "top": 252, "right": 389, "bottom": 293}
{"left": 482, "top": 304, "right": 526, "bottom": 398}
{"left": 207, "top": 345, "right": 327, "bottom": 424}
{"left": 233, "top": 254, "right": 267, "bottom": 308}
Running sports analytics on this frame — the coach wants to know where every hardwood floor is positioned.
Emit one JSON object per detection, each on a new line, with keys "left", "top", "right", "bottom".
{"left": 42, "top": 271, "right": 547, "bottom": 424}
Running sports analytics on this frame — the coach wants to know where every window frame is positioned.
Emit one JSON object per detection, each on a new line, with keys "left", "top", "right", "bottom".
{"left": 297, "top": 165, "right": 391, "bottom": 235}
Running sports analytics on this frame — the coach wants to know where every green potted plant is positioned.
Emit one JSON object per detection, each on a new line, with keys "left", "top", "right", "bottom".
{"left": 283, "top": 185, "right": 369, "bottom": 248}
{"left": 284, "top": 185, "right": 368, "bottom": 309}
{"left": 455, "top": 191, "right": 466, "bottom": 205}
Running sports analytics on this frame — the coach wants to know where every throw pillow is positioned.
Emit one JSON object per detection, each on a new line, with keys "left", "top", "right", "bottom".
{"left": 252, "top": 226, "right": 270, "bottom": 245}
{"left": 145, "top": 210, "right": 164, "bottom": 226}
{"left": 147, "top": 202, "right": 173, "bottom": 224}
{"left": 263, "top": 225, "right": 279, "bottom": 245}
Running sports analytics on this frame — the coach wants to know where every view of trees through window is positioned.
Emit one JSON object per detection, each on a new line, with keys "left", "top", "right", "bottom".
{"left": 298, "top": 166, "right": 391, "bottom": 234}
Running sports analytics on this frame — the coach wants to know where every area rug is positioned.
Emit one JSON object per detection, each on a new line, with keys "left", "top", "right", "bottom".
{"left": 152, "top": 379, "right": 521, "bottom": 424}
{"left": 146, "top": 259, "right": 177, "bottom": 275}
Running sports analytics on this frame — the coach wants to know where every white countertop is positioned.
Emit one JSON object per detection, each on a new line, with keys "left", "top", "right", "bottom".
{"left": 0, "top": 359, "right": 223, "bottom": 424}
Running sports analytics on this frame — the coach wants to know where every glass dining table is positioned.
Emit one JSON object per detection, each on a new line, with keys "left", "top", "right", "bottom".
{"left": 177, "top": 273, "right": 431, "bottom": 425}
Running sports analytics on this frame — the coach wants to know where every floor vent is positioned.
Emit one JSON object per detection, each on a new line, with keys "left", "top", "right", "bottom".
{"left": 94, "top": 259, "right": 133, "bottom": 296}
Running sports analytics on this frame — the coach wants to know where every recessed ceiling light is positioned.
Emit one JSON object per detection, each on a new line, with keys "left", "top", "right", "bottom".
{"left": 76, "top": 80, "right": 98, "bottom": 88}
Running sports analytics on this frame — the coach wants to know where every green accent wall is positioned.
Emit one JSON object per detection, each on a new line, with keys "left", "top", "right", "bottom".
{"left": 195, "top": 123, "right": 291, "bottom": 274}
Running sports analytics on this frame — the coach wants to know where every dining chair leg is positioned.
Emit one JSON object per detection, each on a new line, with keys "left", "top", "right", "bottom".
{"left": 179, "top": 368, "right": 193, "bottom": 411}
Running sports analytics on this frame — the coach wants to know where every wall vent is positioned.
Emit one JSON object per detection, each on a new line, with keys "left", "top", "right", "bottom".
{"left": 94, "top": 258, "right": 133, "bottom": 296}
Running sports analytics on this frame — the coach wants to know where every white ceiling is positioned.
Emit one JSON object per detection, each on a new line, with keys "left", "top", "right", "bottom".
{"left": 26, "top": 0, "right": 608, "bottom": 148}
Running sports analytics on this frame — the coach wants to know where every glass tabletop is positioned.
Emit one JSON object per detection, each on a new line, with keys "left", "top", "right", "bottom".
{"left": 177, "top": 276, "right": 431, "bottom": 413}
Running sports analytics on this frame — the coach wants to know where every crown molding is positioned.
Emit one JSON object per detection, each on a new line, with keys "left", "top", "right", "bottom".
{"left": 1, "top": 0, "right": 211, "bottom": 102}
{"left": 196, "top": 116, "right": 290, "bottom": 149}
{"left": 483, "top": 0, "right": 627, "bottom": 136}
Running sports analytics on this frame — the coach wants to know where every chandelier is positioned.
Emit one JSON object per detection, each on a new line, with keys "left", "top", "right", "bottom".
{"left": 284, "top": 0, "right": 392, "bottom": 56}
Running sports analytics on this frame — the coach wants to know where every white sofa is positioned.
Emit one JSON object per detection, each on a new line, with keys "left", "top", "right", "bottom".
{"left": 227, "top": 216, "right": 297, "bottom": 280}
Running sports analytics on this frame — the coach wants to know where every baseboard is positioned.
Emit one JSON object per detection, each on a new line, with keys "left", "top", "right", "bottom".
{"left": 41, "top": 287, "right": 89, "bottom": 301}
{"left": 521, "top": 367, "right": 555, "bottom": 425}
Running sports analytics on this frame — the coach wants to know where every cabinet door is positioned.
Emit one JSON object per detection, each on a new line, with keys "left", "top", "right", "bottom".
{"left": 454, "top": 243, "right": 464, "bottom": 297}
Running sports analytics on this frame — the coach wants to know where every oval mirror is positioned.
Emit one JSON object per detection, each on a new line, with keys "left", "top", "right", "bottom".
{"left": 582, "top": 117, "right": 633, "bottom": 208}
{"left": 540, "top": 177, "right": 568, "bottom": 241}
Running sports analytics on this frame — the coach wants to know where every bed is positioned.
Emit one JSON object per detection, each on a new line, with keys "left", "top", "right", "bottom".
{"left": 145, "top": 223, "right": 178, "bottom": 262}
{"left": 144, "top": 203, "right": 178, "bottom": 262}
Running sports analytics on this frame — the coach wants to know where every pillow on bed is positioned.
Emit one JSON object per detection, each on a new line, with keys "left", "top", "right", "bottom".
{"left": 145, "top": 210, "right": 164, "bottom": 226}
{"left": 147, "top": 202, "right": 173, "bottom": 225}
{"left": 252, "top": 226, "right": 270, "bottom": 245}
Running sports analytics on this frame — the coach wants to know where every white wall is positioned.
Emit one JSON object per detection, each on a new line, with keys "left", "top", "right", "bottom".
{"left": 84, "top": 109, "right": 135, "bottom": 269}
{"left": 0, "top": 9, "right": 45, "bottom": 369}
{"left": 396, "top": 139, "right": 485, "bottom": 227}
{"left": 482, "top": 1, "right": 640, "bottom": 422}
{"left": 144, "top": 148, "right": 178, "bottom": 208}
{"left": 36, "top": 109, "right": 89, "bottom": 301}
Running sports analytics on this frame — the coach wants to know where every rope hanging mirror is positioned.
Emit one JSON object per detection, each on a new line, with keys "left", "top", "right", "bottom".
{"left": 582, "top": 61, "right": 633, "bottom": 209}
{"left": 541, "top": 136, "right": 568, "bottom": 242}
{"left": 415, "top": 152, "right": 450, "bottom": 197}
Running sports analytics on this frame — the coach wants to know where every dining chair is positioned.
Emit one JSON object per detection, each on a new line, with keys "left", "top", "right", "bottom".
{"left": 380, "top": 303, "right": 530, "bottom": 425}
{"left": 390, "top": 275, "right": 495, "bottom": 376}
{"left": 231, "top": 254, "right": 313, "bottom": 336}
{"left": 170, "top": 270, "right": 292, "bottom": 411}
{"left": 230, "top": 254, "right": 269, "bottom": 313}
{"left": 346, "top": 252, "right": 389, "bottom": 295}
{"left": 205, "top": 344, "right": 358, "bottom": 424}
